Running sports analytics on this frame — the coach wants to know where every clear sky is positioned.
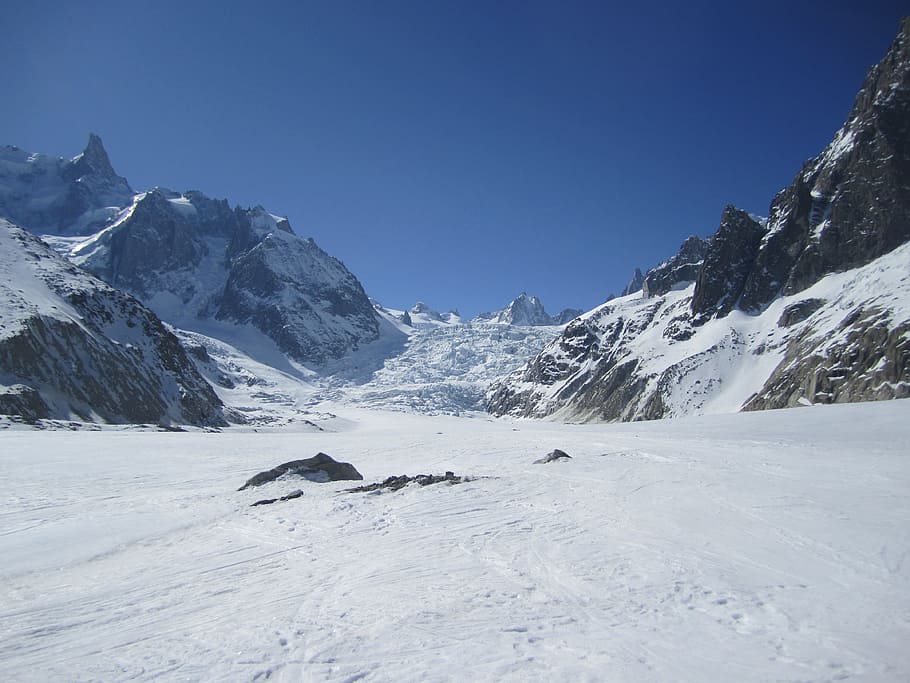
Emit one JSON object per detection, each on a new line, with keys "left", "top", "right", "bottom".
{"left": 3, "top": 1, "right": 907, "bottom": 317}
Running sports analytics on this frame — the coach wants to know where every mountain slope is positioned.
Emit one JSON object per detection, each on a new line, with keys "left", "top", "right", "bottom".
{"left": 488, "top": 19, "right": 910, "bottom": 422}
{"left": 0, "top": 136, "right": 381, "bottom": 368}
{"left": 0, "top": 134, "right": 134, "bottom": 236}
{"left": 0, "top": 220, "right": 226, "bottom": 425}
{"left": 474, "top": 293, "right": 581, "bottom": 326}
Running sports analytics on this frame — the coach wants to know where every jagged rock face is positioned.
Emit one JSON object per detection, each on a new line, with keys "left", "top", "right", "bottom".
{"left": 740, "top": 17, "right": 910, "bottom": 311}
{"left": 745, "top": 307, "right": 910, "bottom": 410}
{"left": 620, "top": 268, "right": 644, "bottom": 296}
{"left": 553, "top": 308, "right": 583, "bottom": 324}
{"left": 496, "top": 293, "right": 552, "bottom": 325}
{"left": 0, "top": 134, "right": 133, "bottom": 235}
{"left": 691, "top": 207, "right": 765, "bottom": 318}
{"left": 487, "top": 242, "right": 910, "bottom": 421}
{"left": 3, "top": 137, "right": 380, "bottom": 368}
{"left": 0, "top": 222, "right": 226, "bottom": 425}
{"left": 641, "top": 236, "right": 708, "bottom": 299}
{"left": 475, "top": 293, "right": 579, "bottom": 326}
{"left": 69, "top": 187, "right": 379, "bottom": 365}
{"left": 216, "top": 231, "right": 379, "bottom": 364}
{"left": 489, "top": 19, "right": 910, "bottom": 422}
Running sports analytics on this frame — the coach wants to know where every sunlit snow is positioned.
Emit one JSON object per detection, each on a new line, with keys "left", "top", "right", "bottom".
{"left": 1, "top": 401, "right": 908, "bottom": 681}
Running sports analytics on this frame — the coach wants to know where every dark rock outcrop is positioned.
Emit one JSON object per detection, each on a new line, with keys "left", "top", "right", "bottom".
{"left": 0, "top": 222, "right": 226, "bottom": 426}
{"left": 345, "top": 471, "right": 465, "bottom": 493}
{"left": 239, "top": 453, "right": 364, "bottom": 490}
{"left": 215, "top": 233, "right": 379, "bottom": 364}
{"left": 740, "top": 17, "right": 910, "bottom": 311}
{"left": 621, "top": 268, "right": 645, "bottom": 296}
{"left": 641, "top": 236, "right": 709, "bottom": 299}
{"left": 0, "top": 385, "right": 50, "bottom": 422}
{"left": 0, "top": 134, "right": 133, "bottom": 235}
{"left": 691, "top": 207, "right": 766, "bottom": 318}
{"left": 251, "top": 489, "right": 303, "bottom": 506}
{"left": 745, "top": 308, "right": 910, "bottom": 410}
{"left": 488, "top": 19, "right": 910, "bottom": 423}
{"left": 777, "top": 299, "right": 827, "bottom": 328}
{"left": 533, "top": 449, "right": 572, "bottom": 464}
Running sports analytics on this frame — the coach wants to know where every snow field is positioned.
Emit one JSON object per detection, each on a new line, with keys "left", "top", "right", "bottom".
{"left": 1, "top": 400, "right": 909, "bottom": 681}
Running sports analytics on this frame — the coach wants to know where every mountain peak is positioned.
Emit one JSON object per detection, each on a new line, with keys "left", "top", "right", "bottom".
{"left": 72, "top": 133, "right": 118, "bottom": 179}
{"left": 474, "top": 293, "right": 578, "bottom": 326}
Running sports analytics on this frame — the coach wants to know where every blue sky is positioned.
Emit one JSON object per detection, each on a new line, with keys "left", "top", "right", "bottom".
{"left": 4, "top": 2, "right": 906, "bottom": 317}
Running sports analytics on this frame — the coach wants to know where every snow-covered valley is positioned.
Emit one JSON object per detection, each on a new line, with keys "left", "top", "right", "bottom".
{"left": 2, "top": 400, "right": 908, "bottom": 681}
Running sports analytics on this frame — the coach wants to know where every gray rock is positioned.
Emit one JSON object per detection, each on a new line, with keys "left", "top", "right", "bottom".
{"left": 744, "top": 308, "right": 910, "bottom": 410}
{"left": 777, "top": 298, "right": 826, "bottom": 328}
{"left": 0, "top": 384, "right": 50, "bottom": 422}
{"left": 250, "top": 489, "right": 304, "bottom": 507}
{"left": 239, "top": 453, "right": 363, "bottom": 490}
{"left": 740, "top": 17, "right": 910, "bottom": 311}
{"left": 0, "top": 223, "right": 226, "bottom": 426}
{"left": 642, "top": 236, "right": 709, "bottom": 299}
{"left": 620, "top": 268, "right": 645, "bottom": 296}
{"left": 0, "top": 134, "right": 133, "bottom": 236}
{"left": 488, "top": 19, "right": 910, "bottom": 423}
{"left": 345, "top": 471, "right": 464, "bottom": 493}
{"left": 691, "top": 206, "right": 766, "bottom": 319}
{"left": 533, "top": 449, "right": 572, "bottom": 464}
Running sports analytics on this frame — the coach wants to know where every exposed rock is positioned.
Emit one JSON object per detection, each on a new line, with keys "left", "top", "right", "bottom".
{"left": 0, "top": 222, "right": 226, "bottom": 426}
{"left": 744, "top": 308, "right": 910, "bottom": 410}
{"left": 0, "top": 384, "right": 50, "bottom": 422}
{"left": 553, "top": 308, "right": 584, "bottom": 325}
{"left": 345, "top": 471, "right": 466, "bottom": 493}
{"left": 642, "top": 236, "right": 709, "bottom": 299}
{"left": 740, "top": 17, "right": 910, "bottom": 311}
{"left": 215, "top": 232, "right": 379, "bottom": 364}
{"left": 778, "top": 299, "right": 827, "bottom": 328}
{"left": 487, "top": 19, "right": 910, "bottom": 423}
{"left": 621, "top": 268, "right": 645, "bottom": 296}
{"left": 251, "top": 489, "right": 303, "bottom": 507}
{"left": 3, "top": 137, "right": 382, "bottom": 368}
{"left": 238, "top": 453, "right": 363, "bottom": 490}
{"left": 534, "top": 449, "right": 572, "bottom": 464}
{"left": 691, "top": 206, "right": 766, "bottom": 318}
{"left": 0, "top": 133, "right": 133, "bottom": 235}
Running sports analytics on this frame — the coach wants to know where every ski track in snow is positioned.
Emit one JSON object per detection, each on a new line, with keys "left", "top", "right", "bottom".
{"left": 1, "top": 401, "right": 909, "bottom": 681}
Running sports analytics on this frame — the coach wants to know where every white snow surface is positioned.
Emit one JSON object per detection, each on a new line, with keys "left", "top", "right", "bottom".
{"left": 1, "top": 400, "right": 908, "bottom": 681}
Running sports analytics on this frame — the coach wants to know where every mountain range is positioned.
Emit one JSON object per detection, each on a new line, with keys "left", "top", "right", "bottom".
{"left": 488, "top": 18, "right": 910, "bottom": 420}
{"left": 1, "top": 18, "right": 909, "bottom": 427}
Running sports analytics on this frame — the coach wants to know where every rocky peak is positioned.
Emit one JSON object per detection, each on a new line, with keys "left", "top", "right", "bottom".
{"left": 620, "top": 268, "right": 644, "bottom": 296}
{"left": 691, "top": 206, "right": 766, "bottom": 318}
{"left": 739, "top": 16, "right": 910, "bottom": 312}
{"left": 500, "top": 293, "right": 550, "bottom": 325}
{"left": 474, "top": 293, "right": 572, "bottom": 326}
{"left": 0, "top": 135, "right": 133, "bottom": 235}
{"left": 69, "top": 133, "right": 119, "bottom": 180}
{"left": 642, "top": 236, "right": 709, "bottom": 299}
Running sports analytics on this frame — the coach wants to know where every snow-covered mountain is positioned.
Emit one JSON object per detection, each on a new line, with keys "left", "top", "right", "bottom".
{"left": 474, "top": 292, "right": 581, "bottom": 326}
{"left": 488, "top": 18, "right": 910, "bottom": 421}
{"left": 2, "top": 137, "right": 380, "bottom": 367}
{"left": 0, "top": 220, "right": 225, "bottom": 426}
{"left": 0, "top": 133, "right": 134, "bottom": 236}
{"left": 391, "top": 301, "right": 463, "bottom": 328}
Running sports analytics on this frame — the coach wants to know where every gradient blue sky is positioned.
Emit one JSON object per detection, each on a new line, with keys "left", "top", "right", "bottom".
{"left": 4, "top": 2, "right": 906, "bottom": 317}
